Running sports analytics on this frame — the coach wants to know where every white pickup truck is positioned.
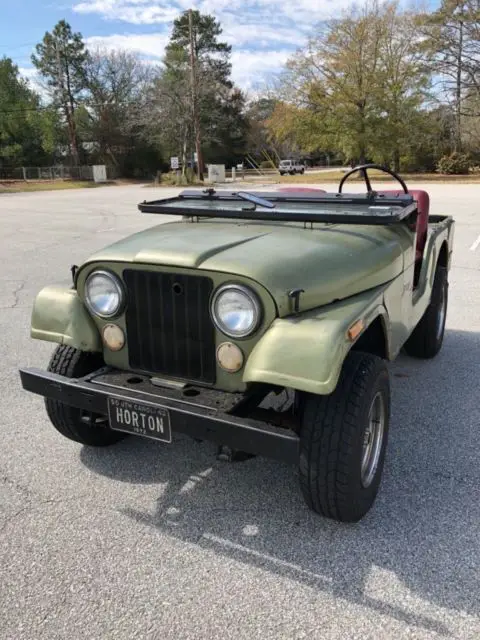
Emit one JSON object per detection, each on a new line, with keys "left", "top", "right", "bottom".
{"left": 278, "top": 159, "right": 305, "bottom": 175}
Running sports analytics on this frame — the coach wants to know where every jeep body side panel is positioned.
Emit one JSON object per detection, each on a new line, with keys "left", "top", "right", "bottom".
{"left": 31, "top": 286, "right": 102, "bottom": 352}
{"left": 243, "top": 283, "right": 390, "bottom": 395}
{"left": 383, "top": 215, "right": 454, "bottom": 357}
{"left": 412, "top": 216, "right": 454, "bottom": 313}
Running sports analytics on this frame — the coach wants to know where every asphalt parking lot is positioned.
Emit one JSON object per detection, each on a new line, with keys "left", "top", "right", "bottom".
{"left": 1, "top": 182, "right": 479, "bottom": 639}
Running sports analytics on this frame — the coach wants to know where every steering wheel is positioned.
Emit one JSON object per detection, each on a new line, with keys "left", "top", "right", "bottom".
{"left": 338, "top": 163, "right": 409, "bottom": 194}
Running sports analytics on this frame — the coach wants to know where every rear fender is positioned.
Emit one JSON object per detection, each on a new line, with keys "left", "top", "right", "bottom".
{"left": 243, "top": 284, "right": 390, "bottom": 395}
{"left": 31, "top": 285, "right": 102, "bottom": 352}
{"left": 411, "top": 216, "right": 454, "bottom": 324}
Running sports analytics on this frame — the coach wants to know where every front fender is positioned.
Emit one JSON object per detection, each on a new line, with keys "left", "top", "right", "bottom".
{"left": 243, "top": 285, "right": 389, "bottom": 395}
{"left": 31, "top": 285, "right": 102, "bottom": 352}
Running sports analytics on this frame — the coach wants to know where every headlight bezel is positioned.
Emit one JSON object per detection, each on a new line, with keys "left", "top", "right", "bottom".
{"left": 210, "top": 283, "right": 262, "bottom": 339}
{"left": 84, "top": 269, "right": 125, "bottom": 319}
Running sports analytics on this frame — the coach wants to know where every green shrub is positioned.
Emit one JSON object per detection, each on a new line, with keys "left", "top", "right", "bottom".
{"left": 185, "top": 167, "right": 196, "bottom": 183}
{"left": 156, "top": 171, "right": 177, "bottom": 185}
{"left": 400, "top": 152, "right": 437, "bottom": 173}
{"left": 155, "top": 170, "right": 204, "bottom": 186}
{"left": 436, "top": 152, "right": 471, "bottom": 175}
{"left": 259, "top": 159, "right": 275, "bottom": 169}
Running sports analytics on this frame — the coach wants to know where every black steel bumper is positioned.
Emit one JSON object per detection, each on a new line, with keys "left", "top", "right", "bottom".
{"left": 19, "top": 368, "right": 299, "bottom": 464}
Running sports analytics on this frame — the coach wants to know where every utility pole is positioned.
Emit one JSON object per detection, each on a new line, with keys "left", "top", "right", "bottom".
{"left": 189, "top": 8, "right": 204, "bottom": 181}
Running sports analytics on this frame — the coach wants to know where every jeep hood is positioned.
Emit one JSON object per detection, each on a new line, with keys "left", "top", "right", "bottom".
{"left": 84, "top": 220, "right": 408, "bottom": 315}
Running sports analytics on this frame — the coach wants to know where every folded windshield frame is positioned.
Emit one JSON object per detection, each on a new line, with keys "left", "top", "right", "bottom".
{"left": 138, "top": 189, "right": 417, "bottom": 226}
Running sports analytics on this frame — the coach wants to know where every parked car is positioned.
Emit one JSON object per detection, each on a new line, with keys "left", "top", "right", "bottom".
{"left": 279, "top": 159, "right": 305, "bottom": 175}
{"left": 20, "top": 164, "right": 454, "bottom": 522}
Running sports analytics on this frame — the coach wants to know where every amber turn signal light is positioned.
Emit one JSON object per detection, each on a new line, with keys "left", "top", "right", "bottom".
{"left": 102, "top": 323, "right": 125, "bottom": 351}
{"left": 347, "top": 319, "right": 365, "bottom": 341}
{"left": 216, "top": 342, "right": 244, "bottom": 372}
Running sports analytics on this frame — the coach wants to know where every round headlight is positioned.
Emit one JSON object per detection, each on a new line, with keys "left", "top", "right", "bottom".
{"left": 85, "top": 270, "right": 124, "bottom": 318}
{"left": 211, "top": 284, "right": 261, "bottom": 338}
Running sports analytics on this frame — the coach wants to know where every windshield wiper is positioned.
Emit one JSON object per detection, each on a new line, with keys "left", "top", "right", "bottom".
{"left": 235, "top": 192, "right": 276, "bottom": 209}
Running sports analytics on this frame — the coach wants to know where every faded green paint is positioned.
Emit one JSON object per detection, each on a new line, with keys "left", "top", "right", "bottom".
{"left": 244, "top": 284, "right": 389, "bottom": 395}
{"left": 30, "top": 211, "right": 455, "bottom": 396}
{"left": 412, "top": 218, "right": 453, "bottom": 308}
{"left": 31, "top": 286, "right": 102, "bottom": 352}
{"left": 84, "top": 219, "right": 411, "bottom": 315}
{"left": 243, "top": 217, "right": 454, "bottom": 395}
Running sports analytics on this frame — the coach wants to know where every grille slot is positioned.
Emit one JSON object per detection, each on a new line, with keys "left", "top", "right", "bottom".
{"left": 123, "top": 270, "right": 216, "bottom": 383}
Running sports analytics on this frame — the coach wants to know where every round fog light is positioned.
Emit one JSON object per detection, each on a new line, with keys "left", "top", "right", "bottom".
{"left": 217, "top": 342, "right": 244, "bottom": 373}
{"left": 102, "top": 324, "right": 125, "bottom": 351}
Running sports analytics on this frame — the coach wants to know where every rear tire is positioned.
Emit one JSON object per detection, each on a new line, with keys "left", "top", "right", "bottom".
{"left": 404, "top": 265, "right": 448, "bottom": 359}
{"left": 299, "top": 351, "right": 390, "bottom": 522}
{"left": 45, "top": 345, "right": 126, "bottom": 446}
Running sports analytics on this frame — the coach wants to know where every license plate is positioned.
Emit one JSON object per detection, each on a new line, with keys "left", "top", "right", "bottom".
{"left": 107, "top": 397, "right": 172, "bottom": 443}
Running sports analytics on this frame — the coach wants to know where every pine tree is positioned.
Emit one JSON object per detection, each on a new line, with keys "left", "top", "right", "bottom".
{"left": 32, "top": 20, "right": 88, "bottom": 164}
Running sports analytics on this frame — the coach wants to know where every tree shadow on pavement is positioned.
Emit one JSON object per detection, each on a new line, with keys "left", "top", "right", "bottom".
{"left": 80, "top": 329, "right": 480, "bottom": 636}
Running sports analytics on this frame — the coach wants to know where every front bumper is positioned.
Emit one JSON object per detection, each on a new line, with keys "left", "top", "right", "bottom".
{"left": 19, "top": 368, "right": 299, "bottom": 464}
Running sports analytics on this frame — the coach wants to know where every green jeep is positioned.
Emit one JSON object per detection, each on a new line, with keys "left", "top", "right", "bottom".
{"left": 19, "top": 165, "right": 455, "bottom": 522}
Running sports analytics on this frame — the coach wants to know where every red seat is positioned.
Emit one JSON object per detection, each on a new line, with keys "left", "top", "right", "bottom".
{"left": 379, "top": 190, "right": 430, "bottom": 260}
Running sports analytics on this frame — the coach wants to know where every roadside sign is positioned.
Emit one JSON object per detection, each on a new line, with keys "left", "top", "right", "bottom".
{"left": 170, "top": 157, "right": 179, "bottom": 169}
{"left": 208, "top": 164, "right": 226, "bottom": 183}
{"left": 92, "top": 165, "right": 107, "bottom": 183}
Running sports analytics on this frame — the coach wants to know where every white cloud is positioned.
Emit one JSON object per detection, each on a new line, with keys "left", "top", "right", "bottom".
{"left": 222, "top": 21, "right": 308, "bottom": 48}
{"left": 74, "top": 0, "right": 179, "bottom": 24}
{"left": 72, "top": 0, "right": 355, "bottom": 88}
{"left": 19, "top": 67, "right": 39, "bottom": 82}
{"left": 72, "top": 0, "right": 352, "bottom": 28}
{"left": 85, "top": 33, "right": 169, "bottom": 58}
{"left": 84, "top": 33, "right": 290, "bottom": 89}
{"left": 230, "top": 49, "right": 291, "bottom": 89}
{"left": 19, "top": 67, "right": 48, "bottom": 98}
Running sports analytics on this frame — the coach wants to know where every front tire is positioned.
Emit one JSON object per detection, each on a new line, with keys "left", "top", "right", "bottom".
{"left": 45, "top": 345, "right": 126, "bottom": 446}
{"left": 404, "top": 265, "right": 448, "bottom": 359}
{"left": 299, "top": 352, "right": 390, "bottom": 522}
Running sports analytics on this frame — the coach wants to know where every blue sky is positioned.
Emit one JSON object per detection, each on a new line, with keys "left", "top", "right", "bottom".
{"left": 1, "top": 0, "right": 438, "bottom": 93}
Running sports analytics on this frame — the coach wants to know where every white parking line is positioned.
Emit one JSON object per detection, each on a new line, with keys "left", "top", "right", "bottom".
{"left": 470, "top": 234, "right": 480, "bottom": 251}
{"left": 202, "top": 533, "right": 332, "bottom": 583}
